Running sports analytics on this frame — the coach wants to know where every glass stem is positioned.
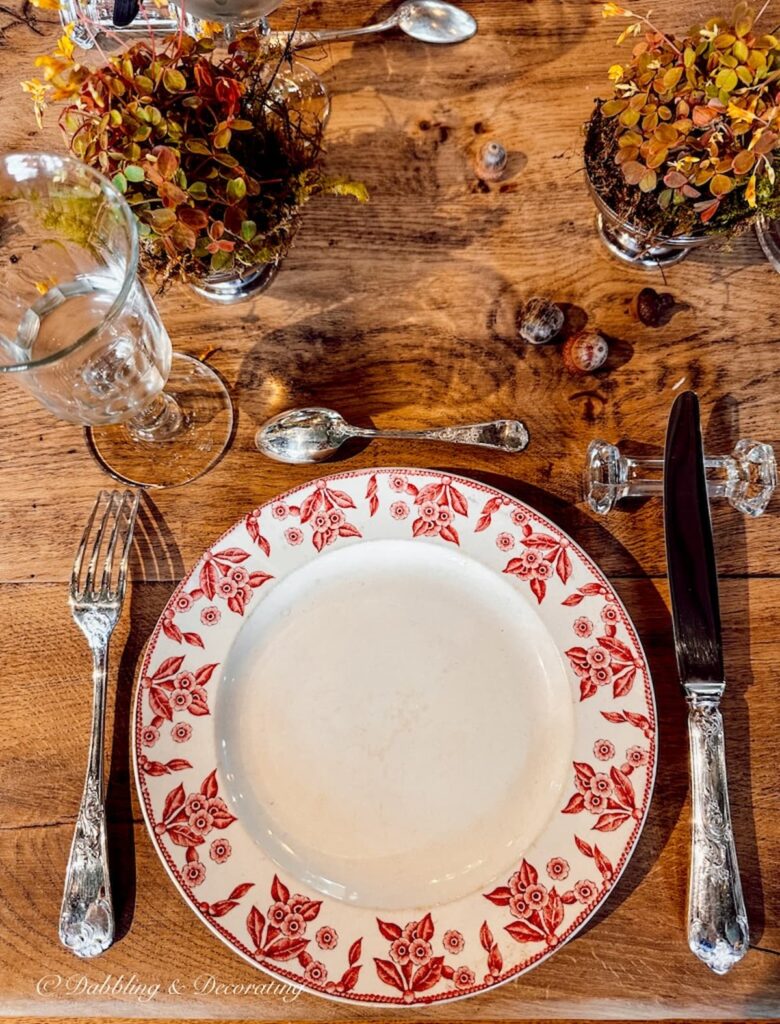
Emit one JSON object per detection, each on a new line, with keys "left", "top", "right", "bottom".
{"left": 125, "top": 390, "right": 184, "bottom": 443}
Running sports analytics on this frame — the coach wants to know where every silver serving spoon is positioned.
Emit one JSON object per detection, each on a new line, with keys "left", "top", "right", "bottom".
{"left": 256, "top": 407, "right": 529, "bottom": 464}
{"left": 285, "top": 0, "right": 477, "bottom": 49}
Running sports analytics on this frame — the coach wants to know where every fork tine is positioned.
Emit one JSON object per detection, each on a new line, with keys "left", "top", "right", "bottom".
{"left": 113, "top": 490, "right": 140, "bottom": 601}
{"left": 100, "top": 491, "right": 128, "bottom": 597}
{"left": 71, "top": 491, "right": 107, "bottom": 600}
{"left": 83, "top": 491, "right": 119, "bottom": 597}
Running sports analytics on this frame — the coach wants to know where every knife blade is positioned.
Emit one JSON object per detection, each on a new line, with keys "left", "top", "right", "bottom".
{"left": 663, "top": 390, "right": 749, "bottom": 974}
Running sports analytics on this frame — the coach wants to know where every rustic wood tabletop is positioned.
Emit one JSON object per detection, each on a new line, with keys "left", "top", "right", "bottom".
{"left": 0, "top": 0, "right": 778, "bottom": 1019}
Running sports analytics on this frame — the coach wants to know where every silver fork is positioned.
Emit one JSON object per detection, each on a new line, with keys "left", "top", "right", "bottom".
{"left": 59, "top": 489, "right": 140, "bottom": 958}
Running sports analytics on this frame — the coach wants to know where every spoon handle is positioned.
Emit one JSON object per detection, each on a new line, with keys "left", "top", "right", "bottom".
{"left": 350, "top": 419, "right": 530, "bottom": 453}
{"left": 276, "top": 20, "right": 395, "bottom": 48}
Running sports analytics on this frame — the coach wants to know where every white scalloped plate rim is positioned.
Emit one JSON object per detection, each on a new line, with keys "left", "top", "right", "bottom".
{"left": 132, "top": 468, "right": 657, "bottom": 1007}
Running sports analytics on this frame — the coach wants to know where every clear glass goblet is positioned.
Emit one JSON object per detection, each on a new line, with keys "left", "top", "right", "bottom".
{"left": 0, "top": 153, "right": 233, "bottom": 488}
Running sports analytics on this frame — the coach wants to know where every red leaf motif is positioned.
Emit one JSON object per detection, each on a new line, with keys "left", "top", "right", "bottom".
{"left": 557, "top": 547, "right": 573, "bottom": 584}
{"left": 505, "top": 920, "right": 544, "bottom": 943}
{"left": 328, "top": 488, "right": 356, "bottom": 509}
{"left": 562, "top": 890, "right": 577, "bottom": 904}
{"left": 162, "top": 782, "right": 185, "bottom": 822}
{"left": 162, "top": 618, "right": 184, "bottom": 642}
{"left": 565, "top": 646, "right": 589, "bottom": 668}
{"left": 405, "top": 482, "right": 419, "bottom": 496}
{"left": 543, "top": 888, "right": 564, "bottom": 933}
{"left": 415, "top": 483, "right": 443, "bottom": 504}
{"left": 374, "top": 957, "right": 405, "bottom": 991}
{"left": 195, "top": 663, "right": 218, "bottom": 686}
{"left": 209, "top": 899, "right": 238, "bottom": 917}
{"left": 575, "top": 835, "right": 593, "bottom": 857}
{"left": 366, "top": 474, "right": 378, "bottom": 516}
{"left": 369, "top": 495, "right": 379, "bottom": 516}
{"left": 338, "top": 523, "right": 362, "bottom": 539}
{"left": 561, "top": 593, "right": 584, "bottom": 606}
{"left": 411, "top": 518, "right": 428, "bottom": 537}
{"left": 601, "top": 711, "right": 627, "bottom": 723}
{"left": 185, "top": 846, "right": 198, "bottom": 863}
{"left": 610, "top": 766, "right": 636, "bottom": 809}
{"left": 475, "top": 514, "right": 492, "bottom": 533}
{"left": 228, "top": 882, "right": 253, "bottom": 901}
{"left": 503, "top": 557, "right": 526, "bottom": 576}
{"left": 271, "top": 875, "right": 290, "bottom": 904}
{"left": 439, "top": 524, "right": 460, "bottom": 545}
{"left": 167, "top": 824, "right": 205, "bottom": 847}
{"left": 299, "top": 900, "right": 322, "bottom": 922}
{"left": 518, "top": 858, "right": 538, "bottom": 886}
{"left": 340, "top": 965, "right": 361, "bottom": 991}
{"left": 201, "top": 769, "right": 218, "bottom": 799}
{"left": 214, "top": 547, "right": 250, "bottom": 564}
{"left": 258, "top": 534, "right": 271, "bottom": 557}
{"left": 442, "top": 964, "right": 455, "bottom": 980}
{"left": 188, "top": 698, "right": 210, "bottom": 717}
{"left": 348, "top": 938, "right": 362, "bottom": 966}
{"left": 613, "top": 665, "right": 637, "bottom": 698}
{"left": 249, "top": 571, "right": 273, "bottom": 587}
{"left": 480, "top": 921, "right": 494, "bottom": 952}
{"left": 165, "top": 758, "right": 192, "bottom": 771}
{"left": 247, "top": 906, "right": 265, "bottom": 948}
{"left": 263, "top": 936, "right": 309, "bottom": 961}
{"left": 211, "top": 807, "right": 236, "bottom": 829}
{"left": 582, "top": 583, "right": 605, "bottom": 595}
{"left": 183, "top": 632, "right": 205, "bottom": 648}
{"left": 141, "top": 760, "right": 171, "bottom": 776}
{"left": 412, "top": 955, "right": 444, "bottom": 992}
{"left": 597, "top": 635, "right": 635, "bottom": 663}
{"left": 593, "top": 811, "right": 631, "bottom": 832}
{"left": 376, "top": 918, "right": 403, "bottom": 941}
{"left": 199, "top": 561, "right": 219, "bottom": 600}
{"left": 227, "top": 594, "right": 245, "bottom": 616}
{"left": 299, "top": 490, "right": 322, "bottom": 524}
{"left": 562, "top": 792, "right": 586, "bottom": 814}
{"left": 448, "top": 485, "right": 468, "bottom": 516}
{"left": 483, "top": 885, "right": 512, "bottom": 906}
{"left": 530, "top": 577, "right": 546, "bottom": 604}
{"left": 416, "top": 912, "right": 434, "bottom": 941}
{"left": 625, "top": 711, "right": 651, "bottom": 730}
{"left": 594, "top": 845, "right": 613, "bottom": 879}
{"left": 312, "top": 529, "right": 326, "bottom": 552}
{"left": 488, "top": 943, "right": 503, "bottom": 974}
{"left": 149, "top": 686, "right": 173, "bottom": 721}
{"left": 574, "top": 761, "right": 596, "bottom": 786}
{"left": 522, "top": 533, "right": 558, "bottom": 549}
{"left": 153, "top": 656, "right": 185, "bottom": 681}
{"left": 580, "top": 675, "right": 598, "bottom": 701}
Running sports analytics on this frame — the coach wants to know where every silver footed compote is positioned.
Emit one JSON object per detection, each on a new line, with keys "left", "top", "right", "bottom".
{"left": 255, "top": 407, "right": 529, "bottom": 464}
{"left": 60, "top": 490, "right": 139, "bottom": 958}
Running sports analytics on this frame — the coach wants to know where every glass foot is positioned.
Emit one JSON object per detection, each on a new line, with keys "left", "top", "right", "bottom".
{"left": 596, "top": 213, "right": 690, "bottom": 270}
{"left": 85, "top": 353, "right": 233, "bottom": 488}
{"left": 189, "top": 260, "right": 280, "bottom": 305}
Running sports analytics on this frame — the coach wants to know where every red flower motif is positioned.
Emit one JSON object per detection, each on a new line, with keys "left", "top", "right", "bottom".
{"left": 174, "top": 671, "right": 196, "bottom": 691}
{"left": 304, "top": 961, "right": 327, "bottom": 985}
{"left": 546, "top": 857, "right": 570, "bottom": 881}
{"left": 280, "top": 911, "right": 305, "bottom": 937}
{"left": 509, "top": 894, "right": 531, "bottom": 919}
{"left": 206, "top": 795, "right": 229, "bottom": 816}
{"left": 574, "top": 879, "right": 598, "bottom": 904}
{"left": 284, "top": 527, "right": 304, "bottom": 546}
{"left": 601, "top": 603, "right": 619, "bottom": 624}
{"left": 174, "top": 593, "right": 193, "bottom": 613}
{"left": 453, "top": 965, "right": 476, "bottom": 989}
{"left": 584, "top": 791, "right": 608, "bottom": 814}
{"left": 436, "top": 506, "right": 454, "bottom": 526}
{"left": 589, "top": 665, "right": 613, "bottom": 687}
{"left": 536, "top": 561, "right": 554, "bottom": 580}
{"left": 271, "top": 502, "right": 288, "bottom": 520}
{"left": 311, "top": 512, "right": 330, "bottom": 532}
{"left": 141, "top": 725, "right": 159, "bottom": 748}
{"left": 171, "top": 722, "right": 192, "bottom": 743}
{"left": 524, "top": 883, "right": 549, "bottom": 910}
{"left": 170, "top": 688, "right": 193, "bottom": 711}
{"left": 229, "top": 565, "right": 249, "bottom": 585}
{"left": 389, "top": 474, "right": 407, "bottom": 492}
{"left": 573, "top": 616, "right": 593, "bottom": 637}
{"left": 200, "top": 605, "right": 220, "bottom": 626}
{"left": 217, "top": 577, "right": 238, "bottom": 598}
{"left": 268, "top": 901, "right": 288, "bottom": 925}
{"left": 390, "top": 500, "right": 409, "bottom": 520}
{"left": 625, "top": 745, "right": 649, "bottom": 767}
{"left": 419, "top": 501, "right": 439, "bottom": 522}
{"left": 209, "top": 838, "right": 231, "bottom": 863}
{"left": 287, "top": 893, "right": 308, "bottom": 914}
{"left": 409, "top": 937, "right": 432, "bottom": 965}
{"left": 594, "top": 739, "right": 615, "bottom": 761}
{"left": 496, "top": 532, "right": 515, "bottom": 551}
{"left": 587, "top": 647, "right": 611, "bottom": 668}
{"left": 523, "top": 550, "right": 541, "bottom": 568}
{"left": 442, "top": 928, "right": 464, "bottom": 954}
{"left": 189, "top": 809, "right": 214, "bottom": 835}
{"left": 328, "top": 509, "right": 346, "bottom": 529}
{"left": 389, "top": 938, "right": 411, "bottom": 965}
{"left": 589, "top": 773, "right": 613, "bottom": 795}
{"left": 511, "top": 508, "right": 529, "bottom": 526}
{"left": 315, "top": 925, "right": 338, "bottom": 950}
{"left": 184, "top": 794, "right": 207, "bottom": 815}
{"left": 182, "top": 861, "right": 206, "bottom": 887}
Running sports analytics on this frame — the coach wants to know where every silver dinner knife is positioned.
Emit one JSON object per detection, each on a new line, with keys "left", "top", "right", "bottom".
{"left": 663, "top": 391, "right": 749, "bottom": 974}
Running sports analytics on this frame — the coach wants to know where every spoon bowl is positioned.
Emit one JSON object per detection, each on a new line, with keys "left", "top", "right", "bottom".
{"left": 396, "top": 0, "right": 477, "bottom": 43}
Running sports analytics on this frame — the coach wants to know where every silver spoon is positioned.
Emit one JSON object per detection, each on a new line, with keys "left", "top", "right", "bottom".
{"left": 256, "top": 407, "right": 529, "bottom": 464}
{"left": 285, "top": 0, "right": 477, "bottom": 49}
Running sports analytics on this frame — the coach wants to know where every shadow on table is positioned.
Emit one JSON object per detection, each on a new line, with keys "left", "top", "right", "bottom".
{"left": 703, "top": 394, "right": 765, "bottom": 945}
{"left": 106, "top": 494, "right": 184, "bottom": 943}
{"left": 436, "top": 466, "right": 689, "bottom": 930}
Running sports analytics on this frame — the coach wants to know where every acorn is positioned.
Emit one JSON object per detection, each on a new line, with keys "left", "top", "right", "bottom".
{"left": 632, "top": 287, "right": 674, "bottom": 327}
{"left": 518, "top": 297, "right": 564, "bottom": 345}
{"left": 562, "top": 330, "right": 609, "bottom": 375}
{"left": 474, "top": 140, "right": 508, "bottom": 182}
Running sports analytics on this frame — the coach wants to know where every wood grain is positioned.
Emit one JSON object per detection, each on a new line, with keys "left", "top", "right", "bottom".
{"left": 0, "top": 0, "right": 778, "bottom": 1019}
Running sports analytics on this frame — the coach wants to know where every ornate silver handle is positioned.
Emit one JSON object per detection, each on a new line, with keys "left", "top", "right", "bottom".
{"left": 687, "top": 695, "right": 749, "bottom": 974}
{"left": 349, "top": 419, "right": 530, "bottom": 453}
{"left": 59, "top": 647, "right": 114, "bottom": 958}
{"left": 269, "top": 21, "right": 396, "bottom": 48}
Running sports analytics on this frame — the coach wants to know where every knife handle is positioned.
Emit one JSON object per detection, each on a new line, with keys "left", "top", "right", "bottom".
{"left": 687, "top": 695, "right": 749, "bottom": 974}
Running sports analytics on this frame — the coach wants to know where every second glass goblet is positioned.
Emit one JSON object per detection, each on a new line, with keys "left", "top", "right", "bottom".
{"left": 0, "top": 152, "right": 232, "bottom": 488}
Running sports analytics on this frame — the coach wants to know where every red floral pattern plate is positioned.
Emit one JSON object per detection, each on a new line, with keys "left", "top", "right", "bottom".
{"left": 133, "top": 469, "right": 656, "bottom": 1005}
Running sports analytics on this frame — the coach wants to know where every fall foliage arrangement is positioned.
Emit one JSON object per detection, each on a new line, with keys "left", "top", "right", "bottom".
{"left": 586, "top": 1, "right": 780, "bottom": 236}
{"left": 24, "top": 23, "right": 365, "bottom": 284}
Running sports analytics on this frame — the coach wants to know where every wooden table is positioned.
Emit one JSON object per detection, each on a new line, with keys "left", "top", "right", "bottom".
{"left": 0, "top": 0, "right": 778, "bottom": 1019}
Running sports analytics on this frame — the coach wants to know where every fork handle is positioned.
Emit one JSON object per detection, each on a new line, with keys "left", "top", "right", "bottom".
{"left": 59, "top": 647, "right": 114, "bottom": 958}
{"left": 687, "top": 695, "right": 749, "bottom": 974}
